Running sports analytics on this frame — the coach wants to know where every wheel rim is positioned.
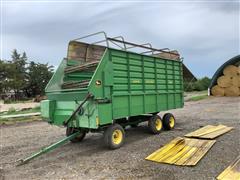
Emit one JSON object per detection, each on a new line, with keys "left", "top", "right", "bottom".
{"left": 155, "top": 118, "right": 162, "bottom": 131}
{"left": 112, "top": 129, "right": 123, "bottom": 145}
{"left": 169, "top": 117, "right": 175, "bottom": 128}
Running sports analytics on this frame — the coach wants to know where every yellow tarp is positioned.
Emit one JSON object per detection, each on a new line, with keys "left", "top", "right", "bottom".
{"left": 217, "top": 156, "right": 240, "bottom": 180}
{"left": 145, "top": 137, "right": 216, "bottom": 166}
{"left": 184, "top": 125, "right": 233, "bottom": 139}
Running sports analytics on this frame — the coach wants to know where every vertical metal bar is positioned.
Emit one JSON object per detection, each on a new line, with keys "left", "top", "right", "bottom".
{"left": 141, "top": 55, "right": 145, "bottom": 113}
{"left": 172, "top": 61, "right": 176, "bottom": 108}
{"left": 86, "top": 45, "right": 89, "bottom": 62}
{"left": 165, "top": 59, "right": 169, "bottom": 110}
{"left": 103, "top": 32, "right": 109, "bottom": 47}
{"left": 126, "top": 52, "right": 131, "bottom": 116}
{"left": 111, "top": 36, "right": 126, "bottom": 50}
{"left": 154, "top": 57, "right": 158, "bottom": 111}
{"left": 108, "top": 40, "right": 125, "bottom": 50}
{"left": 180, "top": 61, "right": 184, "bottom": 106}
{"left": 109, "top": 49, "right": 114, "bottom": 123}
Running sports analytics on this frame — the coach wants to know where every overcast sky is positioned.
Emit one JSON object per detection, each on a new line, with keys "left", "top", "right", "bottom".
{"left": 1, "top": 0, "right": 239, "bottom": 78}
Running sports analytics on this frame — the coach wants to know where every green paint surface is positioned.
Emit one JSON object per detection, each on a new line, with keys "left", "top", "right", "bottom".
{"left": 42, "top": 46, "right": 184, "bottom": 129}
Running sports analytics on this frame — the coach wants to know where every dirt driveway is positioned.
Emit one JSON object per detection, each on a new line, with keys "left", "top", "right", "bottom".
{"left": 0, "top": 97, "right": 239, "bottom": 180}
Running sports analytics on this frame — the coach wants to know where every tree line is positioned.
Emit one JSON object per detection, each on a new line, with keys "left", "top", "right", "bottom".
{"left": 184, "top": 77, "right": 211, "bottom": 92}
{"left": 0, "top": 49, "right": 54, "bottom": 100}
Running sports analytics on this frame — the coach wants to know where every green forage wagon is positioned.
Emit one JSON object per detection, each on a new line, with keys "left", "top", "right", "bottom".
{"left": 41, "top": 32, "right": 184, "bottom": 149}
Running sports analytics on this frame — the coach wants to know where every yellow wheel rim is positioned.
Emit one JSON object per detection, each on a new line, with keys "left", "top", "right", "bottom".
{"left": 112, "top": 129, "right": 123, "bottom": 145}
{"left": 155, "top": 118, "right": 162, "bottom": 131}
{"left": 169, "top": 117, "right": 175, "bottom": 128}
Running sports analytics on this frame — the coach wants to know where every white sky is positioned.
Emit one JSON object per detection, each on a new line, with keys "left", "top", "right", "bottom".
{"left": 1, "top": 0, "right": 239, "bottom": 77}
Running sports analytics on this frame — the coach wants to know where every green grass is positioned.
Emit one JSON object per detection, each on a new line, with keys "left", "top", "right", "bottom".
{"left": 0, "top": 116, "right": 42, "bottom": 125}
{"left": 188, "top": 95, "right": 208, "bottom": 101}
{"left": 184, "top": 90, "right": 208, "bottom": 95}
{"left": 3, "top": 99, "right": 33, "bottom": 104}
{"left": 0, "top": 106, "right": 40, "bottom": 115}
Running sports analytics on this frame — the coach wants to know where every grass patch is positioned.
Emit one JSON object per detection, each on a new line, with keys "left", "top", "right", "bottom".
{"left": 3, "top": 99, "right": 33, "bottom": 104}
{"left": 188, "top": 95, "right": 208, "bottom": 101}
{"left": 0, "top": 116, "right": 42, "bottom": 125}
{"left": 0, "top": 106, "right": 40, "bottom": 115}
{"left": 184, "top": 90, "right": 208, "bottom": 96}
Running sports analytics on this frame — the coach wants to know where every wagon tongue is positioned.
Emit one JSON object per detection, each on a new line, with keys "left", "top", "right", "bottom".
{"left": 16, "top": 131, "right": 82, "bottom": 166}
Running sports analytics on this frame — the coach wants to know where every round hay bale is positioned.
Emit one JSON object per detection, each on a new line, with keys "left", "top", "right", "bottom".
{"left": 217, "top": 76, "right": 232, "bottom": 87}
{"left": 223, "top": 65, "right": 238, "bottom": 76}
{"left": 211, "top": 85, "right": 225, "bottom": 96}
{"left": 231, "top": 75, "right": 240, "bottom": 87}
{"left": 225, "top": 86, "right": 239, "bottom": 96}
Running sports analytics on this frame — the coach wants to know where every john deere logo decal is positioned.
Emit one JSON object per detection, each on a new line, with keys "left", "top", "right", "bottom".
{"left": 96, "top": 80, "right": 102, "bottom": 86}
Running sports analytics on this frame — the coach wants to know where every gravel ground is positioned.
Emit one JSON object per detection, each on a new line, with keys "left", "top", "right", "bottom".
{"left": 0, "top": 97, "right": 239, "bottom": 180}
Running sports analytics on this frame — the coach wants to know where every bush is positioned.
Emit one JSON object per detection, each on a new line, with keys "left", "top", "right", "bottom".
{"left": 184, "top": 77, "right": 211, "bottom": 92}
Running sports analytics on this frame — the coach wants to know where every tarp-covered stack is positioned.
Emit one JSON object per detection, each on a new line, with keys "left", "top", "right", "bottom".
{"left": 211, "top": 65, "right": 240, "bottom": 96}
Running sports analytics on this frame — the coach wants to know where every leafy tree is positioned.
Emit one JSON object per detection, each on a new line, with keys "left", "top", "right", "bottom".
{"left": 9, "top": 49, "right": 28, "bottom": 99}
{"left": 0, "top": 60, "right": 6, "bottom": 94}
{"left": 184, "top": 77, "right": 211, "bottom": 92}
{"left": 25, "top": 61, "right": 53, "bottom": 96}
{"left": 0, "top": 50, "right": 54, "bottom": 100}
{"left": 193, "top": 77, "right": 211, "bottom": 91}
{"left": 0, "top": 60, "right": 16, "bottom": 96}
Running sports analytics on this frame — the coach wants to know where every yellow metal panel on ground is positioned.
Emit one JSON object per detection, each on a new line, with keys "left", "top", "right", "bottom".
{"left": 184, "top": 125, "right": 233, "bottom": 139}
{"left": 145, "top": 137, "right": 216, "bottom": 166}
{"left": 217, "top": 156, "right": 240, "bottom": 180}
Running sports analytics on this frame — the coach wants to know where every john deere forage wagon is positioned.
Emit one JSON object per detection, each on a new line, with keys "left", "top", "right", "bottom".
{"left": 18, "top": 32, "right": 184, "bottom": 165}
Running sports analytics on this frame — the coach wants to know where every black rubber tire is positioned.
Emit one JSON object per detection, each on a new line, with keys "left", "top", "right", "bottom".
{"left": 148, "top": 115, "right": 163, "bottom": 134}
{"left": 130, "top": 124, "right": 138, "bottom": 128}
{"left": 66, "top": 127, "right": 86, "bottom": 143}
{"left": 103, "top": 124, "right": 125, "bottom": 149}
{"left": 162, "top": 113, "right": 176, "bottom": 130}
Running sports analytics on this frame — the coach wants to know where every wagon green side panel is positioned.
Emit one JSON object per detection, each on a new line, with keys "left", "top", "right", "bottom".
{"left": 108, "top": 48, "right": 183, "bottom": 120}
{"left": 52, "top": 101, "right": 77, "bottom": 125}
{"left": 41, "top": 100, "right": 55, "bottom": 120}
{"left": 98, "top": 103, "right": 113, "bottom": 125}
{"left": 45, "top": 58, "right": 67, "bottom": 93}
{"left": 46, "top": 90, "right": 88, "bottom": 101}
{"left": 74, "top": 100, "right": 99, "bottom": 129}
{"left": 42, "top": 42, "right": 183, "bottom": 129}
{"left": 45, "top": 99, "right": 99, "bottom": 128}
{"left": 88, "top": 50, "right": 110, "bottom": 99}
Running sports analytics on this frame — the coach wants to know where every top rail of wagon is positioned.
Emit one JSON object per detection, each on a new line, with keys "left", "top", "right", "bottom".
{"left": 71, "top": 31, "right": 180, "bottom": 57}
